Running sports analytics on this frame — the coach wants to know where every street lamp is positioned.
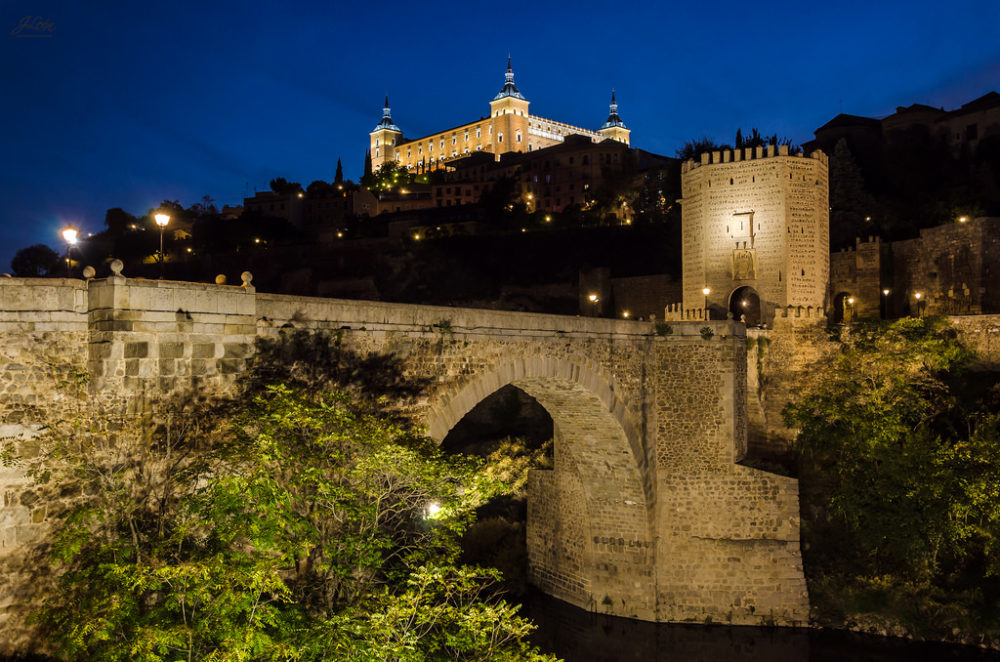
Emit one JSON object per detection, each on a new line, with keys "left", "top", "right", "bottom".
{"left": 846, "top": 296, "right": 855, "bottom": 323}
{"left": 60, "top": 226, "right": 78, "bottom": 277}
{"left": 914, "top": 291, "right": 924, "bottom": 317}
{"left": 881, "top": 288, "right": 890, "bottom": 319}
{"left": 154, "top": 213, "right": 170, "bottom": 279}
{"left": 958, "top": 216, "right": 968, "bottom": 223}
{"left": 702, "top": 287, "right": 711, "bottom": 319}
{"left": 588, "top": 293, "right": 599, "bottom": 317}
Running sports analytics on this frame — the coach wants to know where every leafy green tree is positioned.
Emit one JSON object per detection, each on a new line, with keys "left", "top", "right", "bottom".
{"left": 10, "top": 243, "right": 60, "bottom": 276}
{"left": 36, "top": 384, "right": 556, "bottom": 661}
{"left": 785, "top": 317, "right": 1000, "bottom": 631}
{"left": 366, "top": 161, "right": 412, "bottom": 193}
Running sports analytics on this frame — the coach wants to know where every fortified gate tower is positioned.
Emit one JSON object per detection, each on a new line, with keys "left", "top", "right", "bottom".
{"left": 667, "top": 145, "right": 829, "bottom": 325}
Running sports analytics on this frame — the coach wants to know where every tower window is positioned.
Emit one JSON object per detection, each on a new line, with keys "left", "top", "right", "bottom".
{"left": 498, "top": 133, "right": 504, "bottom": 143}
{"left": 476, "top": 127, "right": 481, "bottom": 138}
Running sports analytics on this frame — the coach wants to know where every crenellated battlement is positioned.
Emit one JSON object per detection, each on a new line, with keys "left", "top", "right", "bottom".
{"left": 664, "top": 302, "right": 710, "bottom": 322}
{"left": 681, "top": 145, "right": 828, "bottom": 174}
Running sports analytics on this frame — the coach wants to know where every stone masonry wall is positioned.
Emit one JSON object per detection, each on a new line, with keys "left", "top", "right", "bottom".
{"left": 0, "top": 275, "right": 809, "bottom": 653}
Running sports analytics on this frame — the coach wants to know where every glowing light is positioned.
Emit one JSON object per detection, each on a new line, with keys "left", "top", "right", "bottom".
{"left": 864, "top": 216, "right": 871, "bottom": 222}
{"left": 186, "top": 247, "right": 192, "bottom": 253}
{"left": 154, "top": 213, "right": 170, "bottom": 228}
{"left": 622, "top": 311, "right": 630, "bottom": 319}
{"left": 254, "top": 238, "right": 260, "bottom": 244}
{"left": 424, "top": 501, "right": 443, "bottom": 519}
{"left": 521, "top": 227, "right": 526, "bottom": 232}
{"left": 915, "top": 292, "right": 923, "bottom": 300}
{"left": 883, "top": 289, "right": 890, "bottom": 296}
{"left": 847, "top": 297, "right": 855, "bottom": 305}
{"left": 413, "top": 233, "right": 422, "bottom": 241}
{"left": 544, "top": 215, "right": 551, "bottom": 222}
{"left": 959, "top": 216, "right": 968, "bottom": 223}
{"left": 60, "top": 227, "right": 78, "bottom": 244}
{"left": 588, "top": 294, "right": 598, "bottom": 303}
{"left": 297, "top": 192, "right": 304, "bottom": 198}
{"left": 702, "top": 287, "right": 711, "bottom": 296}
{"left": 336, "top": 231, "right": 344, "bottom": 238}
{"left": 741, "top": 299, "right": 748, "bottom": 307}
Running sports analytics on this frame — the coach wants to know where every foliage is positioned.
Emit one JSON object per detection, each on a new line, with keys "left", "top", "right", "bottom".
{"left": 36, "top": 386, "right": 557, "bottom": 661}
{"left": 699, "top": 326, "right": 714, "bottom": 340}
{"left": 10, "top": 244, "right": 60, "bottom": 277}
{"left": 653, "top": 322, "right": 672, "bottom": 337}
{"left": 675, "top": 137, "right": 725, "bottom": 161}
{"left": 269, "top": 177, "right": 303, "bottom": 195}
{"left": 785, "top": 317, "right": 1000, "bottom": 633}
{"left": 364, "top": 161, "right": 411, "bottom": 193}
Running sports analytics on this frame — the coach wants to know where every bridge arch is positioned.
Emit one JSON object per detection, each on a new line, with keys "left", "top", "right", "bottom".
{"left": 425, "top": 356, "right": 655, "bottom": 616}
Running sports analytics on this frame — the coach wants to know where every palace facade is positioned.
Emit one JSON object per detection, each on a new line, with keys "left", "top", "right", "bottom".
{"left": 369, "top": 59, "right": 631, "bottom": 173}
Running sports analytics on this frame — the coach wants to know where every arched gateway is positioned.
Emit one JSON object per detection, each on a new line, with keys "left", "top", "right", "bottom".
{"left": 426, "top": 358, "right": 653, "bottom": 614}
{"left": 0, "top": 276, "right": 809, "bottom": 650}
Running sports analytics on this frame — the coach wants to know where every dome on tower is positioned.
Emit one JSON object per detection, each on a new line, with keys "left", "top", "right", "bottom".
{"left": 600, "top": 90, "right": 627, "bottom": 129}
{"left": 493, "top": 57, "right": 527, "bottom": 101}
{"left": 373, "top": 95, "right": 401, "bottom": 132}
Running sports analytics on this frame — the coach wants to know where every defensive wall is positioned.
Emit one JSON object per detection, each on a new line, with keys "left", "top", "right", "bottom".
{"left": 0, "top": 270, "right": 809, "bottom": 652}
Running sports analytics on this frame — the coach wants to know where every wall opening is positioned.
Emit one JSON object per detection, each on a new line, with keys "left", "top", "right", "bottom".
{"left": 730, "top": 286, "right": 762, "bottom": 326}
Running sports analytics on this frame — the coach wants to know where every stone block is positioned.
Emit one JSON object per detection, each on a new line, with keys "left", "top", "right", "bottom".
{"left": 158, "top": 342, "right": 185, "bottom": 359}
{"left": 124, "top": 342, "right": 148, "bottom": 358}
{"left": 191, "top": 343, "right": 216, "bottom": 359}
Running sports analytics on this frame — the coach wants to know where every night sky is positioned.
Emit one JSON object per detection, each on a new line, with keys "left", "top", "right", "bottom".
{"left": 2, "top": 0, "right": 999, "bottom": 272}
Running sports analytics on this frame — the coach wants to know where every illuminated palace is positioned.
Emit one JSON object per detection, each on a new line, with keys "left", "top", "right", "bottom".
{"left": 369, "top": 59, "right": 631, "bottom": 172}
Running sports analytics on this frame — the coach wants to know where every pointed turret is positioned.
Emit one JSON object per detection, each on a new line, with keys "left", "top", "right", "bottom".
{"left": 493, "top": 57, "right": 526, "bottom": 101}
{"left": 597, "top": 89, "right": 631, "bottom": 145}
{"left": 373, "top": 95, "right": 401, "bottom": 132}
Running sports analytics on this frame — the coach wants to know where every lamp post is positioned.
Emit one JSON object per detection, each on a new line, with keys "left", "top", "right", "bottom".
{"left": 702, "top": 287, "right": 711, "bottom": 320}
{"left": 881, "top": 288, "right": 890, "bottom": 319}
{"left": 154, "top": 213, "right": 170, "bottom": 279}
{"left": 914, "top": 291, "right": 924, "bottom": 317}
{"left": 846, "top": 296, "right": 855, "bottom": 323}
{"left": 588, "top": 293, "right": 600, "bottom": 317}
{"left": 60, "top": 226, "right": 78, "bottom": 277}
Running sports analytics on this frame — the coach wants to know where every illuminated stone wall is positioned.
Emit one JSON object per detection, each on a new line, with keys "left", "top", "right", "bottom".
{"left": 672, "top": 146, "right": 829, "bottom": 323}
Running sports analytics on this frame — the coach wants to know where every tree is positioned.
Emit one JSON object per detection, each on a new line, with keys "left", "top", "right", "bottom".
{"left": 785, "top": 317, "right": 1000, "bottom": 631}
{"left": 36, "top": 382, "right": 557, "bottom": 661}
{"left": 361, "top": 149, "right": 374, "bottom": 188}
{"left": 366, "top": 161, "right": 412, "bottom": 193}
{"left": 104, "top": 207, "right": 137, "bottom": 235}
{"left": 269, "top": 177, "right": 303, "bottom": 195}
{"left": 335, "top": 158, "right": 344, "bottom": 184}
{"left": 675, "top": 136, "right": 726, "bottom": 161}
{"left": 10, "top": 244, "right": 60, "bottom": 276}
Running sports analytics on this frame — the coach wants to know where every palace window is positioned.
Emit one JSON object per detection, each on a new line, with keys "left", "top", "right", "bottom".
{"left": 476, "top": 127, "right": 481, "bottom": 138}
{"left": 498, "top": 133, "right": 503, "bottom": 143}
{"left": 516, "top": 131, "right": 522, "bottom": 143}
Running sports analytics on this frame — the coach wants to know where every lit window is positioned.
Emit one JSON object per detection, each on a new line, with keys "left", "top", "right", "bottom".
{"left": 375, "top": 148, "right": 380, "bottom": 157}
{"left": 476, "top": 127, "right": 481, "bottom": 138}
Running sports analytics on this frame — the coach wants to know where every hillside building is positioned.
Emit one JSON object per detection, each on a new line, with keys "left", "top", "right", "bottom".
{"left": 369, "top": 59, "right": 631, "bottom": 173}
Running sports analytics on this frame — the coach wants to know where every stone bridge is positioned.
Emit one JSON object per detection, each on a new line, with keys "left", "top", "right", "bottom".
{"left": 0, "top": 272, "right": 808, "bottom": 648}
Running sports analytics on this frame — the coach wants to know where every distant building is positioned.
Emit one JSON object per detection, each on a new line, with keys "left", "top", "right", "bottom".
{"left": 369, "top": 59, "right": 631, "bottom": 173}
{"left": 244, "top": 186, "right": 376, "bottom": 230}
{"left": 807, "top": 91, "right": 1000, "bottom": 156}
{"left": 829, "top": 217, "right": 1000, "bottom": 320}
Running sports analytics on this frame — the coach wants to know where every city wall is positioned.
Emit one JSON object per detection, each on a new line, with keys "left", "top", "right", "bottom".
{"left": 0, "top": 272, "right": 809, "bottom": 653}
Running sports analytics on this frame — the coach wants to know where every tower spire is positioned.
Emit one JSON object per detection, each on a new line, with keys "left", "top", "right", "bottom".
{"left": 601, "top": 88, "right": 626, "bottom": 129}
{"left": 373, "top": 95, "right": 400, "bottom": 132}
{"left": 494, "top": 56, "right": 525, "bottom": 101}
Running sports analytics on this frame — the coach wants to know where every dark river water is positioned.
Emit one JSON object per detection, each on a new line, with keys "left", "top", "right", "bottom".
{"left": 522, "top": 591, "right": 1000, "bottom": 662}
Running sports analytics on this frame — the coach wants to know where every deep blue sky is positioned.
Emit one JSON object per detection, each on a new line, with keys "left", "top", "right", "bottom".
{"left": 3, "top": 0, "right": 999, "bottom": 271}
